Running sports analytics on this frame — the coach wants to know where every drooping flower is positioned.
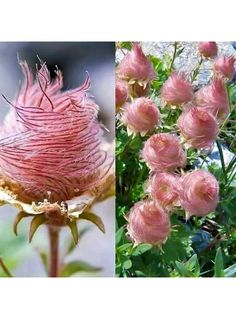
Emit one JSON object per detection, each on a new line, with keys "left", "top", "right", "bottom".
{"left": 149, "top": 172, "right": 181, "bottom": 208}
{"left": 115, "top": 78, "right": 129, "bottom": 111}
{"left": 195, "top": 77, "right": 230, "bottom": 121}
{"left": 161, "top": 72, "right": 193, "bottom": 106}
{"left": 116, "top": 43, "right": 156, "bottom": 84}
{"left": 0, "top": 60, "right": 114, "bottom": 235}
{"left": 141, "top": 133, "right": 186, "bottom": 171}
{"left": 121, "top": 97, "right": 161, "bottom": 135}
{"left": 126, "top": 200, "right": 170, "bottom": 245}
{"left": 180, "top": 170, "right": 219, "bottom": 217}
{"left": 213, "top": 56, "right": 236, "bottom": 80}
{"left": 177, "top": 106, "right": 219, "bottom": 150}
{"left": 198, "top": 42, "right": 218, "bottom": 58}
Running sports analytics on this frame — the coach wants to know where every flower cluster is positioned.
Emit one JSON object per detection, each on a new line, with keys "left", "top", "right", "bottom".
{"left": 116, "top": 42, "right": 224, "bottom": 246}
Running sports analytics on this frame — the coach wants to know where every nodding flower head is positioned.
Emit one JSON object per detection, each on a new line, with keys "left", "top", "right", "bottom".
{"left": 115, "top": 78, "right": 129, "bottom": 111}
{"left": 141, "top": 133, "right": 186, "bottom": 172}
{"left": 161, "top": 72, "right": 193, "bottom": 106}
{"left": 0, "top": 60, "right": 114, "bottom": 211}
{"left": 180, "top": 170, "right": 219, "bottom": 217}
{"left": 195, "top": 77, "right": 230, "bottom": 121}
{"left": 213, "top": 56, "right": 236, "bottom": 80}
{"left": 177, "top": 106, "right": 219, "bottom": 150}
{"left": 198, "top": 42, "right": 218, "bottom": 58}
{"left": 149, "top": 172, "right": 181, "bottom": 208}
{"left": 126, "top": 200, "right": 170, "bottom": 245}
{"left": 116, "top": 43, "right": 156, "bottom": 84}
{"left": 121, "top": 97, "right": 161, "bottom": 136}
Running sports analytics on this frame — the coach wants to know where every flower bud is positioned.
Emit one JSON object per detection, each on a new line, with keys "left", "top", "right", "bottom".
{"left": 161, "top": 72, "right": 193, "bottom": 105}
{"left": 141, "top": 133, "right": 186, "bottom": 171}
{"left": 117, "top": 43, "right": 156, "bottom": 83}
{"left": 122, "top": 97, "right": 161, "bottom": 135}
{"left": 180, "top": 170, "right": 219, "bottom": 217}
{"left": 116, "top": 78, "right": 129, "bottom": 111}
{"left": 213, "top": 56, "right": 236, "bottom": 80}
{"left": 177, "top": 106, "right": 219, "bottom": 150}
{"left": 198, "top": 42, "right": 218, "bottom": 58}
{"left": 127, "top": 200, "right": 171, "bottom": 245}
{"left": 149, "top": 172, "right": 180, "bottom": 208}
{"left": 195, "top": 77, "right": 229, "bottom": 121}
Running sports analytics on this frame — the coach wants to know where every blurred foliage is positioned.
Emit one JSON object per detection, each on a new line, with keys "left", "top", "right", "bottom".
{"left": 116, "top": 42, "right": 236, "bottom": 277}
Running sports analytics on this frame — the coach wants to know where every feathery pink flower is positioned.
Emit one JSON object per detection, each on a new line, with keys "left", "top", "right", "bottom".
{"left": 198, "top": 42, "right": 218, "bottom": 58}
{"left": 121, "top": 97, "right": 161, "bottom": 135}
{"left": 0, "top": 61, "right": 113, "bottom": 204}
{"left": 177, "top": 106, "right": 219, "bottom": 150}
{"left": 126, "top": 200, "right": 170, "bottom": 245}
{"left": 213, "top": 56, "right": 236, "bottom": 80}
{"left": 161, "top": 72, "right": 193, "bottom": 105}
{"left": 141, "top": 133, "right": 186, "bottom": 171}
{"left": 115, "top": 78, "right": 129, "bottom": 111}
{"left": 195, "top": 77, "right": 230, "bottom": 121}
{"left": 180, "top": 170, "right": 219, "bottom": 217}
{"left": 117, "top": 43, "right": 156, "bottom": 83}
{"left": 149, "top": 172, "right": 180, "bottom": 208}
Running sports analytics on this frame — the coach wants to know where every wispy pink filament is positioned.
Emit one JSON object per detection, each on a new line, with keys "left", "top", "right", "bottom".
{"left": 0, "top": 61, "right": 113, "bottom": 202}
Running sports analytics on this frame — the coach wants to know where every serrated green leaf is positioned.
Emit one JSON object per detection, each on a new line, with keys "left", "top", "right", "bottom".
{"left": 79, "top": 211, "right": 105, "bottom": 233}
{"left": 61, "top": 261, "right": 101, "bottom": 277}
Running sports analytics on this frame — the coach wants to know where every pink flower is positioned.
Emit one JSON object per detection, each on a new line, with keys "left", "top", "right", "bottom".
{"left": 161, "top": 72, "right": 193, "bottom": 105}
{"left": 213, "top": 56, "right": 236, "bottom": 80}
{"left": 121, "top": 97, "right": 161, "bottom": 135}
{"left": 198, "top": 42, "right": 218, "bottom": 58}
{"left": 195, "top": 77, "right": 230, "bottom": 121}
{"left": 177, "top": 106, "right": 219, "bottom": 149}
{"left": 116, "top": 78, "right": 129, "bottom": 111}
{"left": 141, "top": 133, "right": 186, "bottom": 171}
{"left": 149, "top": 172, "right": 180, "bottom": 208}
{"left": 126, "top": 200, "right": 170, "bottom": 245}
{"left": 117, "top": 43, "right": 156, "bottom": 83}
{"left": 0, "top": 61, "right": 113, "bottom": 204}
{"left": 180, "top": 170, "right": 219, "bottom": 217}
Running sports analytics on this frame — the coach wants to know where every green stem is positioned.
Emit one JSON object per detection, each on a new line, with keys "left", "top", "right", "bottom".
{"left": 216, "top": 139, "right": 227, "bottom": 184}
{"left": 0, "top": 257, "right": 13, "bottom": 277}
{"left": 48, "top": 226, "right": 60, "bottom": 277}
{"left": 169, "top": 42, "right": 178, "bottom": 72}
{"left": 191, "top": 56, "right": 203, "bottom": 82}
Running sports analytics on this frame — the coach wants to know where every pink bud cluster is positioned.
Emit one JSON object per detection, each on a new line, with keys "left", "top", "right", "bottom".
{"left": 116, "top": 42, "right": 157, "bottom": 115}
{"left": 125, "top": 42, "right": 224, "bottom": 246}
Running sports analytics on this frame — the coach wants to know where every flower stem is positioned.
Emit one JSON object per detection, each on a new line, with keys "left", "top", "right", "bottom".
{"left": 0, "top": 257, "right": 13, "bottom": 277}
{"left": 48, "top": 226, "right": 60, "bottom": 277}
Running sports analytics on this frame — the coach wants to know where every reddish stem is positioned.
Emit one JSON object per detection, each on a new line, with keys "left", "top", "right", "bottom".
{"left": 48, "top": 226, "right": 60, "bottom": 277}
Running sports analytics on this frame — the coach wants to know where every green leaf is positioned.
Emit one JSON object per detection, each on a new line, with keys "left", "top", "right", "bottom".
{"left": 175, "top": 261, "right": 194, "bottom": 277}
{"left": 61, "top": 261, "right": 101, "bottom": 277}
{"left": 29, "top": 214, "right": 46, "bottom": 243}
{"left": 123, "top": 259, "right": 132, "bottom": 270}
{"left": 79, "top": 211, "right": 105, "bottom": 233}
{"left": 116, "top": 227, "right": 124, "bottom": 245}
{"left": 214, "top": 247, "right": 224, "bottom": 277}
{"left": 67, "top": 220, "right": 79, "bottom": 245}
{"left": 224, "top": 263, "right": 236, "bottom": 277}
{"left": 132, "top": 244, "right": 153, "bottom": 256}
